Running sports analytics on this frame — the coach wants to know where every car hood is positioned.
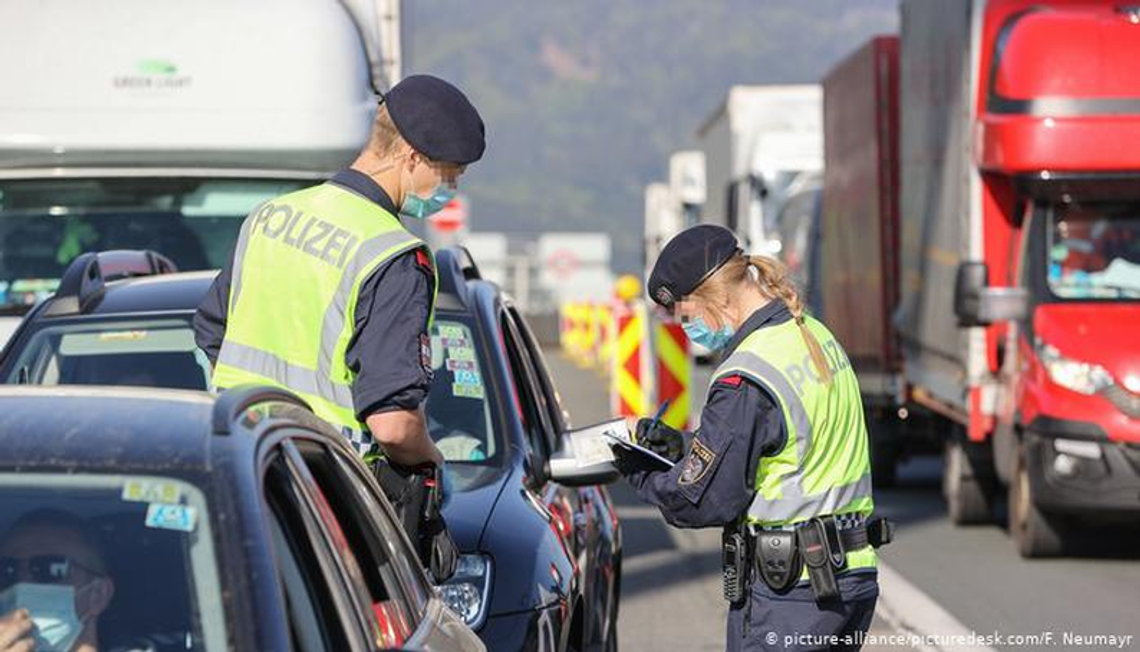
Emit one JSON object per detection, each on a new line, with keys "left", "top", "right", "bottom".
{"left": 1035, "top": 303, "right": 1140, "bottom": 387}
{"left": 441, "top": 462, "right": 512, "bottom": 552}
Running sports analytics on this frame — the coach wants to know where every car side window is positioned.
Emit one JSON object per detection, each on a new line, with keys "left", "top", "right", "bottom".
{"left": 293, "top": 438, "right": 420, "bottom": 648}
{"left": 507, "top": 306, "right": 570, "bottom": 436}
{"left": 328, "top": 446, "right": 433, "bottom": 614}
{"left": 500, "top": 312, "right": 557, "bottom": 460}
{"left": 262, "top": 450, "right": 353, "bottom": 652}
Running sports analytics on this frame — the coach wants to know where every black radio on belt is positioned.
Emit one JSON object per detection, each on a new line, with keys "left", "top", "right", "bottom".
{"left": 721, "top": 526, "right": 751, "bottom": 604}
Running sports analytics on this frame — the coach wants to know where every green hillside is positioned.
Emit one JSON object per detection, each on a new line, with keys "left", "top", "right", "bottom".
{"left": 408, "top": 0, "right": 897, "bottom": 271}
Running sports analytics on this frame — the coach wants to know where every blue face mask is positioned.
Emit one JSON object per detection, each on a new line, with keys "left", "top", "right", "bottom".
{"left": 400, "top": 184, "right": 456, "bottom": 221}
{"left": 0, "top": 583, "right": 84, "bottom": 652}
{"left": 682, "top": 317, "right": 734, "bottom": 351}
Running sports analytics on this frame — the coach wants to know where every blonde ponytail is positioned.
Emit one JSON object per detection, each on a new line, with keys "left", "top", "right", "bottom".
{"left": 745, "top": 255, "right": 834, "bottom": 385}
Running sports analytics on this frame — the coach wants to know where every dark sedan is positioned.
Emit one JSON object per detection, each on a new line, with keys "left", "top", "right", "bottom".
{"left": 0, "top": 384, "right": 484, "bottom": 651}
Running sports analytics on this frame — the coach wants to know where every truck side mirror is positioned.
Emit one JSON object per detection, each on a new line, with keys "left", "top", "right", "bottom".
{"left": 954, "top": 261, "right": 1029, "bottom": 326}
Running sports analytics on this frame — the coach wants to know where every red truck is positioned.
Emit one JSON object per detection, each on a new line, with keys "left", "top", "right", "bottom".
{"left": 821, "top": 1, "right": 1140, "bottom": 557}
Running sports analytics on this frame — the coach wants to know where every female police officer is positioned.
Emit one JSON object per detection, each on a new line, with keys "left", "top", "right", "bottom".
{"left": 615, "top": 224, "right": 888, "bottom": 652}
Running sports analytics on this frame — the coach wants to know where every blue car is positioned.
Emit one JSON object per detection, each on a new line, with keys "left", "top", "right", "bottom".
{"left": 0, "top": 248, "right": 625, "bottom": 652}
{"left": 426, "top": 248, "right": 623, "bottom": 651}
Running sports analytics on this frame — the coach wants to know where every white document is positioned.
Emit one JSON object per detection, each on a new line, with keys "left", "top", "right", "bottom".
{"left": 568, "top": 418, "right": 628, "bottom": 467}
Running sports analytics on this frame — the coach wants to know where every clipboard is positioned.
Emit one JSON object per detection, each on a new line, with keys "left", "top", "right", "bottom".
{"left": 602, "top": 431, "right": 676, "bottom": 472}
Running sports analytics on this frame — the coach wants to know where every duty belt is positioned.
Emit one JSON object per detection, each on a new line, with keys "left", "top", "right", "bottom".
{"left": 750, "top": 515, "right": 893, "bottom": 603}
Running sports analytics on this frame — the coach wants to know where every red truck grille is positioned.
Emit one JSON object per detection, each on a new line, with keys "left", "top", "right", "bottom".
{"left": 1102, "top": 385, "right": 1140, "bottom": 420}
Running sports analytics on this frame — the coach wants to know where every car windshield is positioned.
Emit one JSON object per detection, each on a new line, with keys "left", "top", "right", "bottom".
{"left": 426, "top": 314, "right": 502, "bottom": 466}
{"left": 5, "top": 318, "right": 210, "bottom": 389}
{"left": 0, "top": 177, "right": 311, "bottom": 309}
{"left": 5, "top": 312, "right": 504, "bottom": 464}
{"left": 0, "top": 473, "right": 226, "bottom": 651}
{"left": 1046, "top": 201, "right": 1140, "bottom": 300}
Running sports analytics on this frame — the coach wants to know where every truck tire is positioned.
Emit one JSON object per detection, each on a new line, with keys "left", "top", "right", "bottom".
{"left": 1009, "top": 449, "right": 1065, "bottom": 558}
{"left": 943, "top": 439, "right": 995, "bottom": 525}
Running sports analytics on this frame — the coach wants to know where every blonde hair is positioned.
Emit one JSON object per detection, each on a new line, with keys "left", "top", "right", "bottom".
{"left": 367, "top": 104, "right": 407, "bottom": 158}
{"left": 689, "top": 253, "right": 834, "bottom": 385}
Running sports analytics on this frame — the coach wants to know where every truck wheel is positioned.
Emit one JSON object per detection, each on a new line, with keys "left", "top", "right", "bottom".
{"left": 943, "top": 439, "right": 995, "bottom": 525}
{"left": 1009, "top": 451, "right": 1065, "bottom": 558}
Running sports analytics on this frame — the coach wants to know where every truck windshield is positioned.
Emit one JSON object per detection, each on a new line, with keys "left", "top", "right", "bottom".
{"left": 0, "top": 177, "right": 311, "bottom": 310}
{"left": 1046, "top": 201, "right": 1140, "bottom": 300}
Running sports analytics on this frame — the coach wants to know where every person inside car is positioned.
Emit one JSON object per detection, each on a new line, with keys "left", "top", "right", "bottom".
{"left": 0, "top": 509, "right": 115, "bottom": 652}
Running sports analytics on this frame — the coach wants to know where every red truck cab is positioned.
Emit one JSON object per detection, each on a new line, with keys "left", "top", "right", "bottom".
{"left": 974, "top": 2, "right": 1140, "bottom": 556}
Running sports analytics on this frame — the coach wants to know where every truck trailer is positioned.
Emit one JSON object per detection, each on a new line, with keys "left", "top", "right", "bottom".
{"left": 823, "top": 1, "right": 1140, "bottom": 557}
{"left": 0, "top": 0, "right": 395, "bottom": 343}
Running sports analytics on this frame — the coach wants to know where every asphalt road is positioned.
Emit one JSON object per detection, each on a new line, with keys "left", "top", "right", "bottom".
{"left": 544, "top": 349, "right": 1140, "bottom": 651}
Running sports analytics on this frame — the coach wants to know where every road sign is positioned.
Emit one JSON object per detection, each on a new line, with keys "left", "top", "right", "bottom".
{"left": 546, "top": 248, "right": 580, "bottom": 279}
{"left": 428, "top": 195, "right": 468, "bottom": 233}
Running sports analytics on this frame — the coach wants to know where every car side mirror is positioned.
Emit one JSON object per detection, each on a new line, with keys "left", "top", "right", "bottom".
{"left": 954, "top": 262, "right": 1029, "bottom": 326}
{"left": 548, "top": 446, "right": 621, "bottom": 487}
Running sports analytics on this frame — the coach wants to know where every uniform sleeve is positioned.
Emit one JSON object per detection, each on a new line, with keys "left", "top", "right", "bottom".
{"left": 193, "top": 254, "right": 233, "bottom": 366}
{"left": 625, "top": 377, "right": 787, "bottom": 528}
{"left": 347, "top": 249, "right": 436, "bottom": 420}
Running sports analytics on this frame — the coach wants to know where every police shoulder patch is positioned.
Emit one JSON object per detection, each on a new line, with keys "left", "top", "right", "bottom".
{"left": 678, "top": 438, "right": 716, "bottom": 485}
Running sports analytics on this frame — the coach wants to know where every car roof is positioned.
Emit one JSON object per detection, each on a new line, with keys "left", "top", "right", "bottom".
{"left": 0, "top": 386, "right": 217, "bottom": 473}
{"left": 82, "top": 270, "right": 217, "bottom": 316}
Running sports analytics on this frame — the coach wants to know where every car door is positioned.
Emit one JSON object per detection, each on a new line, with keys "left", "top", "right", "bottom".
{"left": 260, "top": 442, "right": 370, "bottom": 652}
{"left": 505, "top": 305, "right": 619, "bottom": 648}
{"left": 287, "top": 430, "right": 485, "bottom": 652}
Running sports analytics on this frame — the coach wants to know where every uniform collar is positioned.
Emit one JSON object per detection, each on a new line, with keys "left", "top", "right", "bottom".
{"left": 329, "top": 169, "right": 399, "bottom": 215}
{"left": 721, "top": 299, "right": 792, "bottom": 358}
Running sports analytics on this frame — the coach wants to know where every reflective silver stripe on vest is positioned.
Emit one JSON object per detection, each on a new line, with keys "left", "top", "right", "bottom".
{"left": 316, "top": 229, "right": 423, "bottom": 379}
{"left": 746, "top": 473, "right": 872, "bottom": 523}
{"left": 228, "top": 201, "right": 269, "bottom": 313}
{"left": 216, "top": 340, "right": 355, "bottom": 409}
{"left": 715, "top": 350, "right": 813, "bottom": 466}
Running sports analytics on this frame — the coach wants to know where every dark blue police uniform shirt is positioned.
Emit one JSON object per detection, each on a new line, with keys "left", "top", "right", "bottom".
{"left": 627, "top": 299, "right": 878, "bottom": 602}
{"left": 193, "top": 169, "right": 435, "bottom": 420}
{"left": 626, "top": 300, "right": 790, "bottom": 529}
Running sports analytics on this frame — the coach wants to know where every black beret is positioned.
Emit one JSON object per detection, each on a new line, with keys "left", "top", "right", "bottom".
{"left": 384, "top": 75, "right": 486, "bottom": 165}
{"left": 648, "top": 224, "right": 742, "bottom": 309}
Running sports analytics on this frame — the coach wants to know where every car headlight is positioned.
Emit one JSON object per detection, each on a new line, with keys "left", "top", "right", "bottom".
{"left": 1039, "top": 344, "right": 1114, "bottom": 395}
{"left": 439, "top": 554, "right": 492, "bottom": 629}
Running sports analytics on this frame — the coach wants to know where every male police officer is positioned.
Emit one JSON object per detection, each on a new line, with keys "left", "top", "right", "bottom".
{"left": 194, "top": 75, "right": 485, "bottom": 469}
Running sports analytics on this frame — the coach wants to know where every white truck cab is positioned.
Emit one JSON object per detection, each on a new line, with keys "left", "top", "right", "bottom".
{"left": 0, "top": 0, "right": 389, "bottom": 342}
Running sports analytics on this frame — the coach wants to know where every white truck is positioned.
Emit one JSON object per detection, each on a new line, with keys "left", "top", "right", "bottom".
{"left": 643, "top": 150, "right": 705, "bottom": 281}
{"left": 0, "top": 0, "right": 399, "bottom": 342}
{"left": 696, "top": 85, "right": 821, "bottom": 255}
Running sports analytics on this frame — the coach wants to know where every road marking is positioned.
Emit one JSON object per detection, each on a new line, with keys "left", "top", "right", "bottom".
{"left": 877, "top": 562, "right": 999, "bottom": 652}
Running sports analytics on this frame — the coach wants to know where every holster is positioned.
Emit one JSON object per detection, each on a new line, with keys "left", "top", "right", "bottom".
{"left": 755, "top": 529, "right": 801, "bottom": 594}
{"left": 372, "top": 458, "right": 459, "bottom": 583}
{"left": 795, "top": 517, "right": 843, "bottom": 602}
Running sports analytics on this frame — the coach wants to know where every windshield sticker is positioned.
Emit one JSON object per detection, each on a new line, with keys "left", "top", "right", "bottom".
{"left": 440, "top": 337, "right": 469, "bottom": 348}
{"left": 446, "top": 359, "right": 476, "bottom": 372}
{"left": 122, "top": 480, "right": 183, "bottom": 504}
{"left": 453, "top": 369, "right": 482, "bottom": 386}
{"left": 99, "top": 330, "right": 149, "bottom": 342}
{"left": 448, "top": 347, "right": 476, "bottom": 362}
{"left": 453, "top": 383, "right": 485, "bottom": 400}
{"left": 438, "top": 325, "right": 466, "bottom": 339}
{"left": 144, "top": 503, "right": 197, "bottom": 533}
